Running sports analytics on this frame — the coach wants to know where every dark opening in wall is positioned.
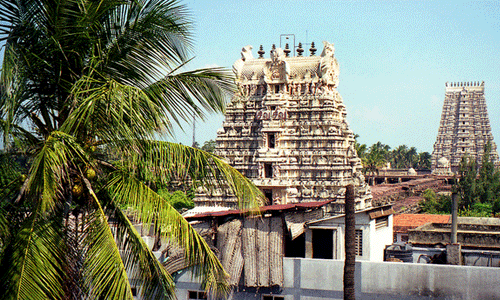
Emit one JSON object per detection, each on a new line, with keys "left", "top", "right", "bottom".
{"left": 312, "top": 229, "right": 333, "bottom": 259}
{"left": 268, "top": 133, "right": 276, "bottom": 148}
{"left": 265, "top": 163, "right": 273, "bottom": 178}
{"left": 285, "top": 232, "right": 305, "bottom": 258}
{"left": 264, "top": 189, "right": 273, "bottom": 202}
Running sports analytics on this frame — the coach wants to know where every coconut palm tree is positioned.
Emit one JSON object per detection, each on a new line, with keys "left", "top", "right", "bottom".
{"left": 0, "top": 0, "right": 264, "bottom": 299}
{"left": 362, "top": 142, "right": 389, "bottom": 185}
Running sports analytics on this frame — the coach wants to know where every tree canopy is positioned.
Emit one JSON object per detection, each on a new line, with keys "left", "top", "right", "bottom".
{"left": 420, "top": 142, "right": 500, "bottom": 217}
{"left": 354, "top": 137, "right": 432, "bottom": 176}
{"left": 0, "top": 0, "right": 264, "bottom": 299}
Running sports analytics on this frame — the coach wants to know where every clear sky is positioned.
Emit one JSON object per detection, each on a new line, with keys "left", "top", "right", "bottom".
{"left": 171, "top": 0, "right": 500, "bottom": 153}
{"left": 1, "top": 1, "right": 499, "bottom": 153}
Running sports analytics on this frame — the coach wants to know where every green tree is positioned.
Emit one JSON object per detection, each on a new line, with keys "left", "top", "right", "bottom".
{"left": 157, "top": 189, "right": 195, "bottom": 211}
{"left": 201, "top": 139, "right": 217, "bottom": 154}
{"left": 419, "top": 189, "right": 451, "bottom": 214}
{"left": 0, "top": 1, "right": 264, "bottom": 299}
{"left": 455, "top": 142, "right": 500, "bottom": 214}
{"left": 362, "top": 142, "right": 389, "bottom": 185}
{"left": 417, "top": 152, "right": 432, "bottom": 170}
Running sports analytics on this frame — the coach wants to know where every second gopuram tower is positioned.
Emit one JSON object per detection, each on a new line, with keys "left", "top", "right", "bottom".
{"left": 205, "top": 41, "right": 371, "bottom": 209}
{"left": 432, "top": 81, "right": 499, "bottom": 173}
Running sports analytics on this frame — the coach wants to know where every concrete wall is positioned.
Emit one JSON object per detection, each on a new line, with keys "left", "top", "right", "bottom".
{"left": 174, "top": 258, "right": 500, "bottom": 299}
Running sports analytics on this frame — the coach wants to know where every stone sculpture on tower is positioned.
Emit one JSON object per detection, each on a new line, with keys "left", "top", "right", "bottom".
{"left": 196, "top": 41, "right": 371, "bottom": 210}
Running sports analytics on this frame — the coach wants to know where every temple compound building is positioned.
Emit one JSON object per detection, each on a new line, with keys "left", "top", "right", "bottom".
{"left": 196, "top": 41, "right": 371, "bottom": 210}
{"left": 432, "top": 82, "right": 499, "bottom": 174}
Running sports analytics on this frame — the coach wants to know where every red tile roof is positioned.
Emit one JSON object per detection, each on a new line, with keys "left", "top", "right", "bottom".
{"left": 185, "top": 200, "right": 333, "bottom": 220}
{"left": 393, "top": 214, "right": 450, "bottom": 234}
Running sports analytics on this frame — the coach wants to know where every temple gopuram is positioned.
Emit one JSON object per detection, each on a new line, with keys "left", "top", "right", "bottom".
{"left": 195, "top": 41, "right": 371, "bottom": 210}
{"left": 432, "top": 82, "right": 499, "bottom": 173}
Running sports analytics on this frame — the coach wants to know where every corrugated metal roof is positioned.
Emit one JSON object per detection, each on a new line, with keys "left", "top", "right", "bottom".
{"left": 185, "top": 200, "right": 333, "bottom": 220}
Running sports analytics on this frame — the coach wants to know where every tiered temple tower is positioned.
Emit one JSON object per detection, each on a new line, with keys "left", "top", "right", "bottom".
{"left": 432, "top": 81, "right": 498, "bottom": 173}
{"left": 196, "top": 42, "right": 371, "bottom": 209}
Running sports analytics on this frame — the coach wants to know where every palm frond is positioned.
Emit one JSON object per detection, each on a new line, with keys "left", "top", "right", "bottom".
{"left": 105, "top": 172, "right": 230, "bottom": 296}
{"left": 0, "top": 205, "right": 66, "bottom": 300}
{"left": 25, "top": 131, "right": 87, "bottom": 211}
{"left": 107, "top": 200, "right": 176, "bottom": 300}
{"left": 143, "top": 67, "right": 234, "bottom": 129}
{"left": 98, "top": 0, "right": 192, "bottom": 85}
{"left": 81, "top": 180, "right": 134, "bottom": 300}
{"left": 62, "top": 76, "right": 168, "bottom": 147}
{"left": 120, "top": 140, "right": 265, "bottom": 210}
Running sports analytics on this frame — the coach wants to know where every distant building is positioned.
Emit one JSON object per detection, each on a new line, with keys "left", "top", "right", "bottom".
{"left": 432, "top": 82, "right": 499, "bottom": 173}
{"left": 408, "top": 216, "right": 500, "bottom": 267}
{"left": 393, "top": 213, "right": 450, "bottom": 243}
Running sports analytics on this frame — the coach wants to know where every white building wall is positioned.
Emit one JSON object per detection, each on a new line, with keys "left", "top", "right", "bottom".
{"left": 369, "top": 214, "right": 393, "bottom": 262}
{"left": 308, "top": 211, "right": 393, "bottom": 261}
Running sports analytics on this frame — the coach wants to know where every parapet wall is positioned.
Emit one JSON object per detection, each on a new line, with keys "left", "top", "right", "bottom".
{"left": 174, "top": 258, "right": 500, "bottom": 299}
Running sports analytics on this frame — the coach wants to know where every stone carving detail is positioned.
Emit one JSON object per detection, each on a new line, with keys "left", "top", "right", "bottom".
{"left": 196, "top": 41, "right": 371, "bottom": 209}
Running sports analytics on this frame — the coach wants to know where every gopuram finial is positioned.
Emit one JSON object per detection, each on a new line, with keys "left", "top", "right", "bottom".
{"left": 297, "top": 43, "right": 304, "bottom": 57}
{"left": 258, "top": 45, "right": 265, "bottom": 58}
{"left": 310, "top": 41, "right": 317, "bottom": 56}
{"left": 284, "top": 43, "right": 291, "bottom": 57}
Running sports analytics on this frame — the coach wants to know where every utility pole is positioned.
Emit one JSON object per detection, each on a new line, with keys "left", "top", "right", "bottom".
{"left": 192, "top": 113, "right": 196, "bottom": 148}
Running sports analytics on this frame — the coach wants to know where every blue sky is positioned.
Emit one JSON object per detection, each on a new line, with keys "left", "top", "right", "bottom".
{"left": 172, "top": 0, "right": 500, "bottom": 153}
{"left": 0, "top": 1, "right": 498, "bottom": 153}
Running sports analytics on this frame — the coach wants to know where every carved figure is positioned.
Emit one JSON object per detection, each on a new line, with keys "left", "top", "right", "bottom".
{"left": 270, "top": 47, "right": 285, "bottom": 63}
{"left": 286, "top": 187, "right": 298, "bottom": 197}
{"left": 241, "top": 45, "right": 254, "bottom": 61}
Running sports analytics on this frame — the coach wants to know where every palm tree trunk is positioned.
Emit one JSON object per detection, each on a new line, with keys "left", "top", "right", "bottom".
{"left": 344, "top": 184, "right": 356, "bottom": 300}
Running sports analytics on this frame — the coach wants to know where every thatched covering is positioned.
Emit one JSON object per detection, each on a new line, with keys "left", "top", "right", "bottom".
{"left": 216, "top": 219, "right": 244, "bottom": 286}
{"left": 242, "top": 216, "right": 283, "bottom": 287}
{"left": 162, "top": 221, "right": 217, "bottom": 274}
{"left": 242, "top": 217, "right": 258, "bottom": 286}
{"left": 285, "top": 209, "right": 323, "bottom": 239}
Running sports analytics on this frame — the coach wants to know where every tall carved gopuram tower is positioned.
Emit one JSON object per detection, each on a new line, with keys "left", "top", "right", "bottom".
{"left": 198, "top": 42, "right": 371, "bottom": 209}
{"left": 432, "top": 81, "right": 499, "bottom": 173}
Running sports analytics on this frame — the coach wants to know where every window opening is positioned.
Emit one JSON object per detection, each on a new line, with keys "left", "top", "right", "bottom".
{"left": 268, "top": 133, "right": 276, "bottom": 149}
{"left": 375, "top": 216, "right": 389, "bottom": 229}
{"left": 285, "top": 232, "right": 305, "bottom": 258}
{"left": 355, "top": 229, "right": 363, "bottom": 256}
{"left": 312, "top": 229, "right": 333, "bottom": 259}
{"left": 263, "top": 295, "right": 285, "bottom": 300}
{"left": 188, "top": 290, "right": 207, "bottom": 299}
{"left": 275, "top": 85, "right": 280, "bottom": 94}
{"left": 264, "top": 163, "right": 273, "bottom": 178}
{"left": 264, "top": 189, "right": 273, "bottom": 202}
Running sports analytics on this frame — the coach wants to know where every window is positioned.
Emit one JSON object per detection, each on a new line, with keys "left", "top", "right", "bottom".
{"left": 263, "top": 295, "right": 285, "bottom": 300}
{"left": 275, "top": 85, "right": 280, "bottom": 93}
{"left": 264, "top": 189, "right": 273, "bottom": 202}
{"left": 268, "top": 133, "right": 276, "bottom": 148}
{"left": 264, "top": 163, "right": 273, "bottom": 178}
{"left": 355, "top": 230, "right": 363, "bottom": 256}
{"left": 188, "top": 290, "right": 207, "bottom": 299}
{"left": 375, "top": 216, "right": 388, "bottom": 229}
{"left": 312, "top": 229, "right": 333, "bottom": 259}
